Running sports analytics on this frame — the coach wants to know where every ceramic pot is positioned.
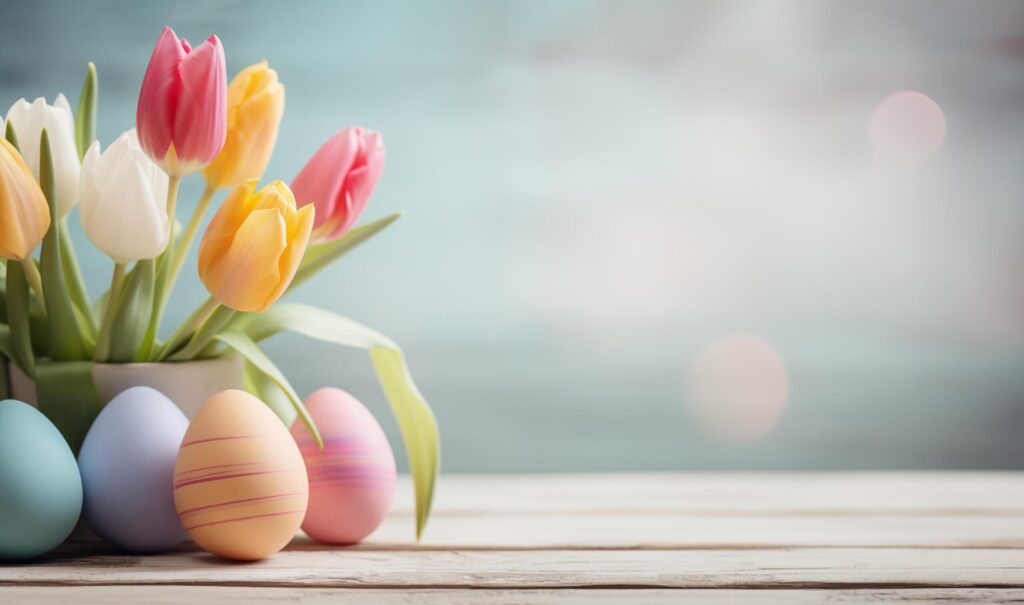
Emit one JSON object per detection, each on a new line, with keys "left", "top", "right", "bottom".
{"left": 7, "top": 355, "right": 245, "bottom": 419}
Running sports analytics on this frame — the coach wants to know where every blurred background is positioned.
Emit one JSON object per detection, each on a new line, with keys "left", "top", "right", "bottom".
{"left": 2, "top": 0, "right": 1023, "bottom": 472}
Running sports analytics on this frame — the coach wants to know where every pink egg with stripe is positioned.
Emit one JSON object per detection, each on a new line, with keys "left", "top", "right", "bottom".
{"left": 173, "top": 389, "right": 308, "bottom": 560}
{"left": 292, "top": 387, "right": 396, "bottom": 544}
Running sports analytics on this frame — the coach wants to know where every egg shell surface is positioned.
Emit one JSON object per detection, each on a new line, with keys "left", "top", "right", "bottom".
{"left": 174, "top": 389, "right": 308, "bottom": 560}
{"left": 78, "top": 386, "right": 189, "bottom": 552}
{"left": 292, "top": 387, "right": 396, "bottom": 544}
{"left": 0, "top": 399, "right": 82, "bottom": 560}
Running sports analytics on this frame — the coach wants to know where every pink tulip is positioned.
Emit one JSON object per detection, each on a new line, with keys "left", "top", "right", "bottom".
{"left": 136, "top": 26, "right": 227, "bottom": 177}
{"left": 291, "top": 127, "right": 385, "bottom": 240}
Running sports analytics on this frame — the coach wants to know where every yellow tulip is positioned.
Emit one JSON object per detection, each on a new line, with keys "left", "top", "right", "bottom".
{"left": 198, "top": 179, "right": 313, "bottom": 312}
{"left": 202, "top": 61, "right": 285, "bottom": 191}
{"left": 0, "top": 138, "right": 50, "bottom": 260}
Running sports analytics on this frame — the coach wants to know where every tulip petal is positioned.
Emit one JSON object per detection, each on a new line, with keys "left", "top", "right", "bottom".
{"left": 137, "top": 26, "right": 187, "bottom": 164}
{"left": 172, "top": 35, "right": 227, "bottom": 174}
{"left": 78, "top": 130, "right": 169, "bottom": 262}
{"left": 269, "top": 202, "right": 314, "bottom": 305}
{"left": 291, "top": 128, "right": 359, "bottom": 231}
{"left": 0, "top": 139, "right": 50, "bottom": 260}
{"left": 206, "top": 208, "right": 287, "bottom": 312}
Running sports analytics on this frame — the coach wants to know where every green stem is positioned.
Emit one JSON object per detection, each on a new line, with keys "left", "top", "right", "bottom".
{"left": 168, "top": 185, "right": 215, "bottom": 293}
{"left": 20, "top": 258, "right": 45, "bottom": 312}
{"left": 93, "top": 262, "right": 126, "bottom": 361}
{"left": 140, "top": 175, "right": 181, "bottom": 357}
{"left": 157, "top": 296, "right": 218, "bottom": 360}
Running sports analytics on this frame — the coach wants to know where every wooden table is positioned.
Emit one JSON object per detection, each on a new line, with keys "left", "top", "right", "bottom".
{"left": 2, "top": 473, "right": 1023, "bottom": 603}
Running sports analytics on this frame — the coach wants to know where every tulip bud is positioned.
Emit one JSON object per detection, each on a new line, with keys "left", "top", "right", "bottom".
{"left": 0, "top": 138, "right": 50, "bottom": 260}
{"left": 198, "top": 180, "right": 314, "bottom": 312}
{"left": 5, "top": 95, "right": 80, "bottom": 217}
{"left": 137, "top": 26, "right": 227, "bottom": 177}
{"left": 291, "top": 126, "right": 384, "bottom": 240}
{"left": 202, "top": 61, "right": 285, "bottom": 191}
{"left": 78, "top": 130, "right": 170, "bottom": 263}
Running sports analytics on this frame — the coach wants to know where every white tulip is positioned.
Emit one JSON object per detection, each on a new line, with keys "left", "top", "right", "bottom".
{"left": 5, "top": 95, "right": 81, "bottom": 217}
{"left": 79, "top": 129, "right": 170, "bottom": 263}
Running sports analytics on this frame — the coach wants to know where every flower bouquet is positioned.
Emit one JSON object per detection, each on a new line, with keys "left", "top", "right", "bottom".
{"left": 0, "top": 26, "right": 438, "bottom": 558}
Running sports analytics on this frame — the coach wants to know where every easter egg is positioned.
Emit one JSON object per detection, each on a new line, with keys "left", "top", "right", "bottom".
{"left": 292, "top": 388, "right": 396, "bottom": 544}
{"left": 0, "top": 399, "right": 82, "bottom": 560}
{"left": 78, "top": 386, "right": 189, "bottom": 552}
{"left": 174, "top": 389, "right": 308, "bottom": 560}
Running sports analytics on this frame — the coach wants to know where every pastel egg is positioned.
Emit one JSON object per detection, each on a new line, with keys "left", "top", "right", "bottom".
{"left": 173, "top": 389, "right": 308, "bottom": 561}
{"left": 0, "top": 399, "right": 82, "bottom": 560}
{"left": 78, "top": 386, "right": 189, "bottom": 552}
{"left": 291, "top": 387, "right": 396, "bottom": 544}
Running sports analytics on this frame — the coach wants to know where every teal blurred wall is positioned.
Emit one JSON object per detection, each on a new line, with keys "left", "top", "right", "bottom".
{"left": 3, "top": 0, "right": 1024, "bottom": 471}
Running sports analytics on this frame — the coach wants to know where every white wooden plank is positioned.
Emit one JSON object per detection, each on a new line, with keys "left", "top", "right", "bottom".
{"left": 3, "top": 587, "right": 1024, "bottom": 604}
{"left": 365, "top": 511, "right": 1024, "bottom": 549}
{"left": 4, "top": 548, "right": 1022, "bottom": 588}
{"left": 387, "top": 473, "right": 1024, "bottom": 516}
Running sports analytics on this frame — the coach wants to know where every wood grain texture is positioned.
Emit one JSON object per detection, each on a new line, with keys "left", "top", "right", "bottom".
{"left": 2, "top": 587, "right": 1024, "bottom": 604}
{"left": 3, "top": 473, "right": 1023, "bottom": 603}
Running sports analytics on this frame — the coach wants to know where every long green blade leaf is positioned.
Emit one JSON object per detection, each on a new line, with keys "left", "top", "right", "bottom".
{"left": 0, "top": 354, "right": 8, "bottom": 400}
{"left": 35, "top": 360, "right": 102, "bottom": 455}
{"left": 39, "top": 130, "right": 88, "bottom": 360}
{"left": 242, "top": 359, "right": 296, "bottom": 426}
{"left": 288, "top": 212, "right": 402, "bottom": 293}
{"left": 213, "top": 330, "right": 322, "bottom": 447}
{"left": 5, "top": 121, "right": 19, "bottom": 149}
{"left": 59, "top": 225, "right": 96, "bottom": 338}
{"left": 109, "top": 259, "right": 155, "bottom": 362}
{"left": 0, "top": 324, "right": 14, "bottom": 360}
{"left": 229, "top": 303, "right": 439, "bottom": 539}
{"left": 5, "top": 260, "right": 35, "bottom": 377}
{"left": 74, "top": 62, "right": 97, "bottom": 160}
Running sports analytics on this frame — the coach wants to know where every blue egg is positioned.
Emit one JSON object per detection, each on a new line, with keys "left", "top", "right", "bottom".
{"left": 0, "top": 399, "right": 82, "bottom": 560}
{"left": 78, "top": 386, "right": 189, "bottom": 553}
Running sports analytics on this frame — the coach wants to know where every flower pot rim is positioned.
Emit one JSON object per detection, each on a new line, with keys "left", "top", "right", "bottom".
{"left": 37, "top": 354, "right": 242, "bottom": 369}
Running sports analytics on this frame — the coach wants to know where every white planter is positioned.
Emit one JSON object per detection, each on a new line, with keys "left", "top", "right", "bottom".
{"left": 8, "top": 355, "right": 245, "bottom": 419}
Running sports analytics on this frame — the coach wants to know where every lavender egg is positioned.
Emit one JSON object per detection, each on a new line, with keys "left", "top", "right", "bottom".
{"left": 292, "top": 388, "right": 396, "bottom": 544}
{"left": 78, "top": 386, "right": 189, "bottom": 552}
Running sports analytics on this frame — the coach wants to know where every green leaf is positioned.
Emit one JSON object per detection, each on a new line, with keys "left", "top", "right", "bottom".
{"left": 35, "top": 360, "right": 102, "bottom": 455}
{"left": 74, "top": 62, "right": 98, "bottom": 160}
{"left": 0, "top": 260, "right": 7, "bottom": 324}
{"left": 59, "top": 224, "right": 96, "bottom": 338}
{"left": 213, "top": 330, "right": 321, "bottom": 447}
{"left": 0, "top": 325, "right": 14, "bottom": 361}
{"left": 243, "top": 359, "right": 296, "bottom": 426}
{"left": 0, "top": 353, "right": 9, "bottom": 400}
{"left": 167, "top": 304, "right": 236, "bottom": 361}
{"left": 369, "top": 347, "right": 440, "bottom": 539}
{"left": 5, "top": 260, "right": 35, "bottom": 377}
{"left": 39, "top": 130, "right": 88, "bottom": 360}
{"left": 229, "top": 303, "right": 439, "bottom": 539}
{"left": 5, "top": 121, "right": 19, "bottom": 149}
{"left": 288, "top": 212, "right": 402, "bottom": 293}
{"left": 108, "top": 259, "right": 155, "bottom": 362}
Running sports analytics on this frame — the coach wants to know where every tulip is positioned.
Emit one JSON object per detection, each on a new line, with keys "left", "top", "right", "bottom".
{"left": 79, "top": 130, "right": 170, "bottom": 263}
{"left": 5, "top": 95, "right": 80, "bottom": 217}
{"left": 0, "top": 138, "right": 50, "bottom": 261}
{"left": 136, "top": 26, "right": 227, "bottom": 177}
{"left": 198, "top": 180, "right": 314, "bottom": 312}
{"left": 203, "top": 61, "right": 285, "bottom": 191}
{"left": 291, "top": 126, "right": 384, "bottom": 240}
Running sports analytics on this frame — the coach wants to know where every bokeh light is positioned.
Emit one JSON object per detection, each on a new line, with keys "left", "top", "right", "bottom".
{"left": 686, "top": 334, "right": 790, "bottom": 445}
{"left": 869, "top": 91, "right": 947, "bottom": 166}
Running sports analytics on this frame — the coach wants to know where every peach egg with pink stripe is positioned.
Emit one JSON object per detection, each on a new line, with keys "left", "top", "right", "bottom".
{"left": 174, "top": 389, "right": 308, "bottom": 561}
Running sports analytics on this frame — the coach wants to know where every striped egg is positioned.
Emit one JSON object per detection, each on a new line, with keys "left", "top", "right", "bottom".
{"left": 173, "top": 389, "right": 308, "bottom": 560}
{"left": 291, "top": 388, "right": 396, "bottom": 544}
